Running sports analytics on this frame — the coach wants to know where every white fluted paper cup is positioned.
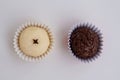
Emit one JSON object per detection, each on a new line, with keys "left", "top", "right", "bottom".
{"left": 13, "top": 22, "right": 54, "bottom": 62}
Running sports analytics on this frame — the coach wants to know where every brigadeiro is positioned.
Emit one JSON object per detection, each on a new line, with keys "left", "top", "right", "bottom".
{"left": 68, "top": 23, "right": 103, "bottom": 62}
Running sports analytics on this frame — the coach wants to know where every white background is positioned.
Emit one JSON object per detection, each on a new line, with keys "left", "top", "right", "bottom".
{"left": 0, "top": 0, "right": 120, "bottom": 80}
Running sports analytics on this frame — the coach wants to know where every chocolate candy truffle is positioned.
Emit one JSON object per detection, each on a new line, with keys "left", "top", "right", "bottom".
{"left": 19, "top": 26, "right": 50, "bottom": 57}
{"left": 69, "top": 23, "right": 103, "bottom": 62}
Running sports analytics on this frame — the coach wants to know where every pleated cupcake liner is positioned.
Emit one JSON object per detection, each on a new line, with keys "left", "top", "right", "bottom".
{"left": 13, "top": 22, "right": 54, "bottom": 62}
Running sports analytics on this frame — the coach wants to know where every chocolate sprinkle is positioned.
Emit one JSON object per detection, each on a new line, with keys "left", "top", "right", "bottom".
{"left": 33, "top": 39, "right": 39, "bottom": 44}
{"left": 69, "top": 24, "right": 103, "bottom": 62}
